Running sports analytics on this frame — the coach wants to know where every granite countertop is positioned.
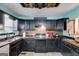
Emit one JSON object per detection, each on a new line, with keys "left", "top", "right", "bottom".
{"left": 0, "top": 36, "right": 22, "bottom": 48}
{"left": 62, "top": 38, "right": 79, "bottom": 48}
{"left": 23, "top": 37, "right": 60, "bottom": 40}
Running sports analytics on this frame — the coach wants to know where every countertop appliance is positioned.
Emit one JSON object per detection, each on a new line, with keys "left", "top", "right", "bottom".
{"left": 34, "top": 33, "right": 46, "bottom": 39}
{"left": 47, "top": 32, "right": 53, "bottom": 38}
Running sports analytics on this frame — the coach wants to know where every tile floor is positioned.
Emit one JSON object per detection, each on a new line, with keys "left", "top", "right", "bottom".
{"left": 19, "top": 51, "right": 63, "bottom": 56}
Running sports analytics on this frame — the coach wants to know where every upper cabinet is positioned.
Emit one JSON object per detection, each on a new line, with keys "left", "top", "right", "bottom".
{"left": 29, "top": 20, "right": 35, "bottom": 30}
{"left": 46, "top": 20, "right": 56, "bottom": 30}
{"left": 18, "top": 17, "right": 67, "bottom": 31}
{"left": 25, "top": 20, "right": 30, "bottom": 30}
{"left": 18, "top": 20, "right": 25, "bottom": 30}
{"left": 56, "top": 20, "right": 64, "bottom": 30}
{"left": 51, "top": 20, "right": 56, "bottom": 29}
{"left": 34, "top": 17, "right": 47, "bottom": 30}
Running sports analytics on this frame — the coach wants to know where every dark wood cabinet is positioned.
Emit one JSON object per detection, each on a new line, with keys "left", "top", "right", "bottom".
{"left": 25, "top": 21, "right": 30, "bottom": 30}
{"left": 35, "top": 40, "right": 47, "bottom": 52}
{"left": 46, "top": 39, "right": 57, "bottom": 52}
{"left": 10, "top": 39, "right": 22, "bottom": 56}
{"left": 46, "top": 20, "right": 56, "bottom": 30}
{"left": 60, "top": 41, "right": 74, "bottom": 56}
{"left": 18, "top": 20, "right": 25, "bottom": 30}
{"left": 29, "top": 20, "right": 35, "bottom": 30}
{"left": 56, "top": 20, "right": 64, "bottom": 30}
{"left": 61, "top": 41, "right": 79, "bottom": 56}
{"left": 22, "top": 39, "right": 58, "bottom": 52}
{"left": 18, "top": 18, "right": 66, "bottom": 31}
{"left": 46, "top": 21, "right": 51, "bottom": 30}
{"left": 22, "top": 39, "right": 35, "bottom": 51}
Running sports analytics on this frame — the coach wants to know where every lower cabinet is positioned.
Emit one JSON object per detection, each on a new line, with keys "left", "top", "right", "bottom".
{"left": 10, "top": 39, "right": 22, "bottom": 56}
{"left": 65, "top": 44, "right": 79, "bottom": 56}
{"left": 8, "top": 38, "right": 79, "bottom": 56}
{"left": 22, "top": 39, "right": 58, "bottom": 52}
{"left": 21, "top": 39, "right": 35, "bottom": 51}
{"left": 35, "top": 40, "right": 47, "bottom": 52}
{"left": 46, "top": 39, "right": 57, "bottom": 52}
{"left": 60, "top": 43, "right": 72, "bottom": 56}
{"left": 60, "top": 41, "right": 79, "bottom": 56}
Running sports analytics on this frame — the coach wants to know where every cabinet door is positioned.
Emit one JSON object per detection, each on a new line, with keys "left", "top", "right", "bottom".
{"left": 51, "top": 20, "right": 56, "bottom": 29}
{"left": 10, "top": 45, "right": 17, "bottom": 56}
{"left": 61, "top": 41, "right": 71, "bottom": 52}
{"left": 22, "top": 39, "right": 35, "bottom": 51}
{"left": 26, "top": 39, "right": 35, "bottom": 51}
{"left": 46, "top": 20, "right": 51, "bottom": 30}
{"left": 35, "top": 40, "right": 47, "bottom": 52}
{"left": 25, "top": 21, "right": 30, "bottom": 30}
{"left": 18, "top": 20, "right": 25, "bottom": 30}
{"left": 46, "top": 40, "right": 57, "bottom": 52}
{"left": 10, "top": 40, "right": 22, "bottom": 56}
{"left": 56, "top": 20, "right": 64, "bottom": 30}
{"left": 46, "top": 20, "right": 56, "bottom": 30}
{"left": 60, "top": 42, "right": 74, "bottom": 56}
{"left": 29, "top": 20, "right": 35, "bottom": 30}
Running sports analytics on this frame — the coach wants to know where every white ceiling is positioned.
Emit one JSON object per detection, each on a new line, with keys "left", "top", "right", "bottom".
{"left": 0, "top": 3, "right": 79, "bottom": 19}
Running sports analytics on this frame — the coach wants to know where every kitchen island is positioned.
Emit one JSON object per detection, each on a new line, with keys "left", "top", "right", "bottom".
{"left": 22, "top": 37, "right": 60, "bottom": 52}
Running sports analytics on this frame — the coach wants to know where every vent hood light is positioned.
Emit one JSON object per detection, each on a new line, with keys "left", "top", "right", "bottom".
{"left": 41, "top": 25, "right": 46, "bottom": 30}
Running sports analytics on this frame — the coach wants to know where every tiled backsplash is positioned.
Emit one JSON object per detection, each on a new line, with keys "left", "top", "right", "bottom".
{"left": 0, "top": 30, "right": 19, "bottom": 40}
{"left": 24, "top": 30, "right": 63, "bottom": 38}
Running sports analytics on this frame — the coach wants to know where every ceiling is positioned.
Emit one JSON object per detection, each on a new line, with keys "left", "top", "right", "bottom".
{"left": 0, "top": 3, "right": 79, "bottom": 19}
